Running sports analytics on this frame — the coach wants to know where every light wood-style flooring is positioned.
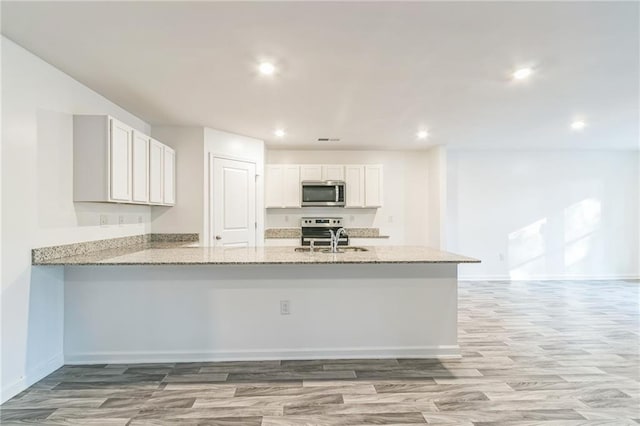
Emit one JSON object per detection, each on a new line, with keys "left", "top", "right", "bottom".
{"left": 1, "top": 279, "right": 638, "bottom": 425}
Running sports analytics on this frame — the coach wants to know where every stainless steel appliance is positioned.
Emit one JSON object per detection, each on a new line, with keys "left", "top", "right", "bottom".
{"left": 301, "top": 217, "right": 349, "bottom": 247}
{"left": 301, "top": 181, "right": 346, "bottom": 207}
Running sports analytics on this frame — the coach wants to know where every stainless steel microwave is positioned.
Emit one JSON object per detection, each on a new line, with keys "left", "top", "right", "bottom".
{"left": 301, "top": 181, "right": 346, "bottom": 207}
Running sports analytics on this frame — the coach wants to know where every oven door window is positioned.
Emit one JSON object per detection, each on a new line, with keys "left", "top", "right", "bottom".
{"left": 303, "top": 186, "right": 336, "bottom": 202}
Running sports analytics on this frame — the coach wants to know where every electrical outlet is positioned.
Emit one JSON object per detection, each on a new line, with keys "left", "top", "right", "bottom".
{"left": 350, "top": 215, "right": 355, "bottom": 222}
{"left": 138, "top": 216, "right": 143, "bottom": 224}
{"left": 100, "top": 215, "right": 108, "bottom": 226}
{"left": 388, "top": 215, "right": 393, "bottom": 223}
{"left": 118, "top": 215, "right": 124, "bottom": 226}
{"left": 285, "top": 215, "right": 289, "bottom": 222}
{"left": 280, "top": 300, "right": 291, "bottom": 315}
{"left": 499, "top": 253, "right": 505, "bottom": 261}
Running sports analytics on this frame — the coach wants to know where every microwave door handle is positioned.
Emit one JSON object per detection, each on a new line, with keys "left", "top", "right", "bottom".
{"left": 335, "top": 185, "right": 339, "bottom": 202}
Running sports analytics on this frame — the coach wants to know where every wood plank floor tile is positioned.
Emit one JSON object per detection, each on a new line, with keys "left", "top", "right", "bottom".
{"left": 1, "top": 279, "right": 637, "bottom": 425}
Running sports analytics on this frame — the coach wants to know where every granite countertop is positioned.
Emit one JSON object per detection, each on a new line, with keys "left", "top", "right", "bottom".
{"left": 265, "top": 228, "right": 390, "bottom": 239}
{"left": 34, "top": 244, "right": 480, "bottom": 266}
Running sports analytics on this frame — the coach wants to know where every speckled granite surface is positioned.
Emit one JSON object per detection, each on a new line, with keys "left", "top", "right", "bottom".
{"left": 148, "top": 233, "right": 199, "bottom": 243}
{"left": 265, "top": 228, "right": 389, "bottom": 239}
{"left": 32, "top": 233, "right": 199, "bottom": 264}
{"left": 264, "top": 228, "right": 301, "bottom": 238}
{"left": 33, "top": 245, "right": 479, "bottom": 266}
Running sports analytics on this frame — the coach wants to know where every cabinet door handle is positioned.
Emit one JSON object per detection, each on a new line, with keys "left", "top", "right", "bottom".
{"left": 215, "top": 235, "right": 222, "bottom": 240}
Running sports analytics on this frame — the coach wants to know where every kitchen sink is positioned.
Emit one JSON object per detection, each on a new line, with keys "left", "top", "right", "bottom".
{"left": 294, "top": 246, "right": 369, "bottom": 253}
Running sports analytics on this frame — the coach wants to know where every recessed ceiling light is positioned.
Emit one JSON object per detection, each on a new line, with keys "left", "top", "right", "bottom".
{"left": 417, "top": 130, "right": 429, "bottom": 139}
{"left": 513, "top": 67, "right": 533, "bottom": 80}
{"left": 274, "top": 129, "right": 286, "bottom": 137}
{"left": 571, "top": 120, "right": 586, "bottom": 130}
{"left": 259, "top": 62, "right": 276, "bottom": 75}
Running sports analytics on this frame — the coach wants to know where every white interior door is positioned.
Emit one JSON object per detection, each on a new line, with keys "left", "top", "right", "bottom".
{"left": 211, "top": 157, "right": 256, "bottom": 247}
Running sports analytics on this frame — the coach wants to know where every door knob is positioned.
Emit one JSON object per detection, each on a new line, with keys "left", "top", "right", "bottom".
{"left": 215, "top": 235, "right": 222, "bottom": 240}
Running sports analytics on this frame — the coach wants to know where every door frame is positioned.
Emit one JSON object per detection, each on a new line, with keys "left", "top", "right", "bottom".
{"left": 208, "top": 153, "right": 259, "bottom": 247}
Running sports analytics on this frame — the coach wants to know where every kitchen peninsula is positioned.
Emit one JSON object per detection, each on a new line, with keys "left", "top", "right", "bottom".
{"left": 34, "top": 239, "right": 479, "bottom": 364}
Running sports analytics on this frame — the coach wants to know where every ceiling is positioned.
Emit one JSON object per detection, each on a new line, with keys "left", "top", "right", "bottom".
{"left": 2, "top": 1, "right": 639, "bottom": 150}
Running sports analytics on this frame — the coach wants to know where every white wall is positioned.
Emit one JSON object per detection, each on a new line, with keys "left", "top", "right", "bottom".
{"left": 427, "top": 146, "right": 447, "bottom": 249}
{"left": 1, "top": 37, "right": 152, "bottom": 402}
{"left": 447, "top": 150, "right": 640, "bottom": 280}
{"left": 265, "top": 150, "right": 433, "bottom": 245}
{"left": 151, "top": 127, "right": 205, "bottom": 242}
{"left": 150, "top": 127, "right": 265, "bottom": 246}
{"left": 64, "top": 264, "right": 460, "bottom": 362}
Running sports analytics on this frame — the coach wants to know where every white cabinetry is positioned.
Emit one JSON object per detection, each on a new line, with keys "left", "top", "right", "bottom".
{"left": 266, "top": 165, "right": 301, "bottom": 208}
{"left": 323, "top": 165, "right": 345, "bottom": 181}
{"left": 345, "top": 165, "right": 365, "bottom": 207}
{"left": 344, "top": 164, "right": 383, "bottom": 208}
{"left": 300, "top": 165, "right": 322, "bottom": 181}
{"left": 265, "top": 163, "right": 382, "bottom": 209}
{"left": 300, "top": 164, "right": 345, "bottom": 181}
{"left": 364, "top": 165, "right": 384, "bottom": 207}
{"left": 132, "top": 131, "right": 149, "bottom": 203}
{"left": 149, "top": 139, "right": 164, "bottom": 204}
{"left": 108, "top": 119, "right": 133, "bottom": 202}
{"left": 163, "top": 146, "right": 176, "bottom": 205}
{"left": 73, "top": 115, "right": 175, "bottom": 205}
{"left": 148, "top": 140, "right": 175, "bottom": 206}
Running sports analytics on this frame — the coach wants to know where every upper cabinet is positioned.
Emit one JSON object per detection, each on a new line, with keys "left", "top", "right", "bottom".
{"left": 266, "top": 165, "right": 301, "bottom": 208}
{"left": 109, "top": 119, "right": 133, "bottom": 202}
{"left": 149, "top": 139, "right": 164, "bottom": 204}
{"left": 266, "top": 163, "right": 382, "bottom": 209}
{"left": 300, "top": 165, "right": 322, "bottom": 181}
{"left": 345, "top": 165, "right": 365, "bottom": 207}
{"left": 132, "top": 131, "right": 150, "bottom": 203}
{"left": 300, "top": 164, "right": 345, "bottom": 181}
{"left": 364, "top": 165, "right": 383, "bottom": 207}
{"left": 74, "top": 115, "right": 175, "bottom": 206}
{"left": 323, "top": 165, "right": 345, "bottom": 181}
{"left": 163, "top": 145, "right": 176, "bottom": 205}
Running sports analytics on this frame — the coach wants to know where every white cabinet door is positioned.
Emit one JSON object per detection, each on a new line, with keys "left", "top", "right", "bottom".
{"left": 365, "top": 165, "right": 383, "bottom": 207}
{"left": 283, "top": 165, "right": 301, "bottom": 207}
{"left": 163, "top": 146, "right": 176, "bottom": 205}
{"left": 300, "top": 165, "right": 322, "bottom": 181}
{"left": 323, "top": 165, "right": 345, "bottom": 181}
{"left": 109, "top": 118, "right": 132, "bottom": 202}
{"left": 345, "top": 165, "right": 365, "bottom": 207}
{"left": 265, "top": 165, "right": 284, "bottom": 208}
{"left": 149, "top": 139, "right": 164, "bottom": 204}
{"left": 132, "top": 131, "right": 149, "bottom": 203}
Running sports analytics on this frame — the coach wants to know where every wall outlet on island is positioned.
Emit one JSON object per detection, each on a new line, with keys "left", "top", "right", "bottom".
{"left": 280, "top": 300, "right": 291, "bottom": 315}
{"left": 118, "top": 215, "right": 124, "bottom": 226}
{"left": 138, "top": 216, "right": 143, "bottom": 224}
{"left": 100, "top": 215, "right": 108, "bottom": 227}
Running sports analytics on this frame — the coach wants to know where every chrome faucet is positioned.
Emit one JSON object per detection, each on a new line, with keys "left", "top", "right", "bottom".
{"left": 329, "top": 228, "right": 347, "bottom": 253}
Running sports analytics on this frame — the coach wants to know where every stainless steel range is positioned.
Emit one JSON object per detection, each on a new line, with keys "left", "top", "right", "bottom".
{"left": 301, "top": 217, "right": 349, "bottom": 247}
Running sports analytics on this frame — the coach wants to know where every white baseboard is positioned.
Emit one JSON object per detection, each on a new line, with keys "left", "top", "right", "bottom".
{"left": 65, "top": 345, "right": 460, "bottom": 365}
{"left": 1, "top": 353, "right": 63, "bottom": 404}
{"left": 460, "top": 274, "right": 639, "bottom": 282}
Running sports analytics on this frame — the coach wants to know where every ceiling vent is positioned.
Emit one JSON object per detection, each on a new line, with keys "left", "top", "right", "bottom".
{"left": 317, "top": 138, "right": 341, "bottom": 142}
